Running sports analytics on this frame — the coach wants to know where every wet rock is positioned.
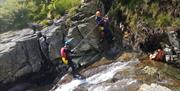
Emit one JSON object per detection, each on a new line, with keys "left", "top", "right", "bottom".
{"left": 143, "top": 66, "right": 158, "bottom": 76}
{"left": 88, "top": 79, "right": 139, "bottom": 91}
{"left": 8, "top": 83, "right": 36, "bottom": 91}
{"left": 138, "top": 83, "right": 172, "bottom": 91}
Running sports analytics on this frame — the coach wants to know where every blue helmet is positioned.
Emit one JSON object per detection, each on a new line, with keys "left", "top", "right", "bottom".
{"left": 65, "top": 38, "right": 73, "bottom": 46}
{"left": 65, "top": 41, "right": 70, "bottom": 46}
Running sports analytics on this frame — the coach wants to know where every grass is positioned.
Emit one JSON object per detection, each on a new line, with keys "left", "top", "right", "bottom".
{"left": 149, "top": 3, "right": 159, "bottom": 18}
{"left": 156, "top": 13, "right": 172, "bottom": 27}
{"left": 54, "top": 0, "right": 81, "bottom": 15}
{"left": 40, "top": 0, "right": 81, "bottom": 26}
{"left": 172, "top": 18, "right": 180, "bottom": 27}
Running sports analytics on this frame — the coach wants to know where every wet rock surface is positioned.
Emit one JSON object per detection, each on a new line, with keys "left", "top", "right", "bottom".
{"left": 138, "top": 83, "right": 172, "bottom": 91}
{"left": 51, "top": 53, "right": 180, "bottom": 91}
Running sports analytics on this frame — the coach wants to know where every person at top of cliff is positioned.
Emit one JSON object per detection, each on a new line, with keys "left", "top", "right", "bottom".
{"left": 60, "top": 40, "right": 84, "bottom": 79}
{"left": 95, "top": 11, "right": 114, "bottom": 44}
{"left": 95, "top": 11, "right": 105, "bottom": 42}
{"left": 95, "top": 11, "right": 103, "bottom": 25}
{"left": 30, "top": 23, "right": 40, "bottom": 34}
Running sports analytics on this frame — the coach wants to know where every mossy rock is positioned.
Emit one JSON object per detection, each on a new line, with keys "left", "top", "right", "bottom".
{"left": 165, "top": 67, "right": 180, "bottom": 80}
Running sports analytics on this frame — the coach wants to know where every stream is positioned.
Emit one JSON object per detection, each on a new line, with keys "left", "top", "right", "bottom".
{"left": 51, "top": 54, "right": 180, "bottom": 91}
{"left": 55, "top": 59, "right": 139, "bottom": 91}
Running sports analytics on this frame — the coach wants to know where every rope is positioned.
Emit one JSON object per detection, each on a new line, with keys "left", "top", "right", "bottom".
{"left": 72, "top": 16, "right": 104, "bottom": 51}
{"left": 72, "top": 20, "right": 103, "bottom": 52}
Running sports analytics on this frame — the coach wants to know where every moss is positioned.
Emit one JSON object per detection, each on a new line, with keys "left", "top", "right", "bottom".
{"left": 68, "top": 6, "right": 79, "bottom": 18}
{"left": 165, "top": 67, "right": 180, "bottom": 80}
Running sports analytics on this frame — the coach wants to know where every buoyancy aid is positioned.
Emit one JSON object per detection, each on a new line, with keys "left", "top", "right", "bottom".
{"left": 60, "top": 47, "right": 68, "bottom": 64}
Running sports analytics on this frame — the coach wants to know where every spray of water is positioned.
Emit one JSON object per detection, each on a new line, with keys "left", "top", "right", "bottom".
{"left": 55, "top": 59, "right": 139, "bottom": 91}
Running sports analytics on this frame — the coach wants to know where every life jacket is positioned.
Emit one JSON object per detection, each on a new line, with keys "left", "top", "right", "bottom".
{"left": 95, "top": 16, "right": 104, "bottom": 26}
{"left": 155, "top": 49, "right": 165, "bottom": 61}
{"left": 60, "top": 47, "right": 67, "bottom": 58}
{"left": 60, "top": 47, "right": 68, "bottom": 64}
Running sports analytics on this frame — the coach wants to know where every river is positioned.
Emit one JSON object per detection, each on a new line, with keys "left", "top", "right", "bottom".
{"left": 51, "top": 54, "right": 180, "bottom": 91}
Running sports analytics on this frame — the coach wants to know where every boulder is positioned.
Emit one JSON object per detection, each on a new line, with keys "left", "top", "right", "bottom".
{"left": 70, "top": 16, "right": 100, "bottom": 53}
{"left": 0, "top": 29, "right": 43, "bottom": 83}
{"left": 138, "top": 83, "right": 172, "bottom": 91}
{"left": 42, "top": 16, "right": 68, "bottom": 60}
{"left": 42, "top": 25, "right": 65, "bottom": 60}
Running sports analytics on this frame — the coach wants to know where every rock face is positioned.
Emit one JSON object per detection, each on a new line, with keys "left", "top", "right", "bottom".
{"left": 0, "top": 29, "right": 43, "bottom": 83}
{"left": 64, "top": 0, "right": 107, "bottom": 66}
{"left": 0, "top": 0, "right": 106, "bottom": 84}
{"left": 42, "top": 24, "right": 66, "bottom": 60}
{"left": 70, "top": 16, "right": 100, "bottom": 53}
{"left": 138, "top": 83, "right": 172, "bottom": 91}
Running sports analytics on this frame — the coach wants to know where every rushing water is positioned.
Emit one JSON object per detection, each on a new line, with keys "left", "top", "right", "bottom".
{"left": 55, "top": 59, "right": 140, "bottom": 91}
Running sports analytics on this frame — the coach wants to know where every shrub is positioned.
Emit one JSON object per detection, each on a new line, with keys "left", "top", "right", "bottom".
{"left": 0, "top": 0, "right": 81, "bottom": 32}
{"left": 156, "top": 13, "right": 172, "bottom": 27}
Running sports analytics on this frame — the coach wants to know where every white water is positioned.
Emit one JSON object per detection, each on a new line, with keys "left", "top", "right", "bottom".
{"left": 55, "top": 59, "right": 139, "bottom": 91}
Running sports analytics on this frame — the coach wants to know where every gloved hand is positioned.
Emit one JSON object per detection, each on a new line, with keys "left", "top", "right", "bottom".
{"left": 70, "top": 49, "right": 76, "bottom": 54}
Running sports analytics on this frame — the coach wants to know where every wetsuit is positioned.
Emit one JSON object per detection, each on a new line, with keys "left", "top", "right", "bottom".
{"left": 61, "top": 46, "right": 77, "bottom": 77}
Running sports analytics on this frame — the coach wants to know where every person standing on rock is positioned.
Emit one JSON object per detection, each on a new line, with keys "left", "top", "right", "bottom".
{"left": 95, "top": 11, "right": 105, "bottom": 42}
{"left": 95, "top": 11, "right": 114, "bottom": 48}
{"left": 60, "top": 40, "right": 83, "bottom": 79}
{"left": 31, "top": 23, "right": 38, "bottom": 34}
{"left": 103, "top": 15, "right": 114, "bottom": 44}
{"left": 30, "top": 23, "right": 41, "bottom": 34}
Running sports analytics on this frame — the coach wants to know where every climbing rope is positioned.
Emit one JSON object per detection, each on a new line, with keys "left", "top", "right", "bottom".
{"left": 71, "top": 19, "right": 105, "bottom": 53}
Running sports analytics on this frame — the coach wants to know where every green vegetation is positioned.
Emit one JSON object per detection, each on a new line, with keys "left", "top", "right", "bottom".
{"left": 0, "top": 0, "right": 81, "bottom": 33}
{"left": 108, "top": 0, "right": 180, "bottom": 30}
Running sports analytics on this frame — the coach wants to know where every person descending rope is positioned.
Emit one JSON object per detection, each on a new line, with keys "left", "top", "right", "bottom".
{"left": 60, "top": 40, "right": 84, "bottom": 79}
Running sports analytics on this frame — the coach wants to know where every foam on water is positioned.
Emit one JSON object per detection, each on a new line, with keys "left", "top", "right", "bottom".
{"left": 55, "top": 60, "right": 139, "bottom": 91}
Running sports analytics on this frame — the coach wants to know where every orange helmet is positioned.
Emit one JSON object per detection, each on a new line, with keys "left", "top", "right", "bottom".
{"left": 96, "top": 11, "right": 101, "bottom": 17}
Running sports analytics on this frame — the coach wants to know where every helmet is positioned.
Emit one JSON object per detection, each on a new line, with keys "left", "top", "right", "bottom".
{"left": 65, "top": 38, "right": 73, "bottom": 46}
{"left": 96, "top": 11, "right": 101, "bottom": 17}
{"left": 65, "top": 41, "right": 70, "bottom": 46}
